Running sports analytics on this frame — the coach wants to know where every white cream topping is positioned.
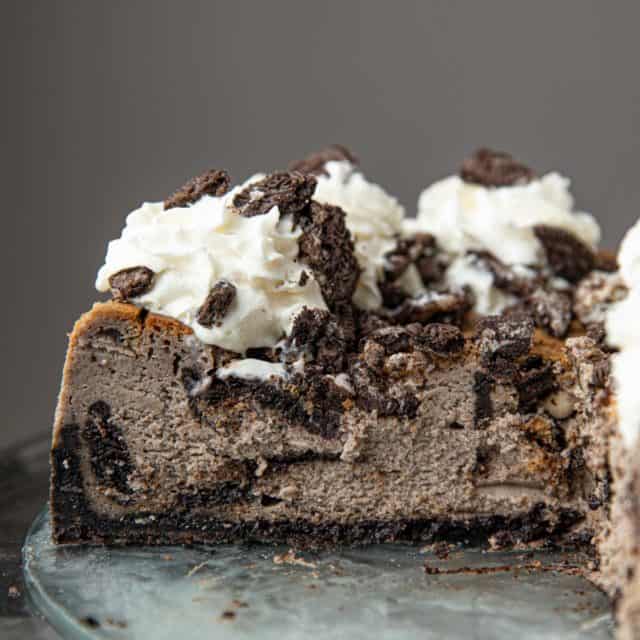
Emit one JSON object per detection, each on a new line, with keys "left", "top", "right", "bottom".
{"left": 606, "top": 218, "right": 640, "bottom": 448}
{"left": 312, "top": 160, "right": 406, "bottom": 310}
{"left": 445, "top": 254, "right": 516, "bottom": 315}
{"left": 96, "top": 179, "right": 327, "bottom": 354}
{"left": 407, "top": 173, "right": 601, "bottom": 314}
{"left": 216, "top": 359, "right": 287, "bottom": 382}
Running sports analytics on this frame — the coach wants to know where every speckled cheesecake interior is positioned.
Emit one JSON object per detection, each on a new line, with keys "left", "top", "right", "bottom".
{"left": 51, "top": 296, "right": 615, "bottom": 549}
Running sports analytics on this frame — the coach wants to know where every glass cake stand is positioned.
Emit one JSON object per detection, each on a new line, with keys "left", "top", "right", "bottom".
{"left": 23, "top": 507, "right": 613, "bottom": 639}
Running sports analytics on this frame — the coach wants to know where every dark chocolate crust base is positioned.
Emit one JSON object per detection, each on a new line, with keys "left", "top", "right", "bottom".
{"left": 52, "top": 424, "right": 585, "bottom": 548}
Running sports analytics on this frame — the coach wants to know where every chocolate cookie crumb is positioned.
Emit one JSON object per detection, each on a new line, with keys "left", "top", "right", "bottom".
{"left": 387, "top": 289, "right": 472, "bottom": 325}
{"left": 109, "top": 266, "right": 155, "bottom": 301}
{"left": 357, "top": 311, "right": 392, "bottom": 338}
{"left": 471, "top": 251, "right": 535, "bottom": 297}
{"left": 164, "top": 169, "right": 230, "bottom": 209}
{"left": 362, "top": 340, "right": 386, "bottom": 372}
{"left": 473, "top": 371, "right": 494, "bottom": 426}
{"left": 460, "top": 148, "right": 535, "bottom": 187}
{"left": 233, "top": 171, "right": 316, "bottom": 218}
{"left": 586, "top": 322, "right": 606, "bottom": 345}
{"left": 196, "top": 280, "right": 237, "bottom": 327}
{"left": 296, "top": 202, "right": 360, "bottom": 309}
{"left": 413, "top": 323, "right": 465, "bottom": 355}
{"left": 290, "top": 145, "right": 358, "bottom": 176}
{"left": 516, "top": 356, "right": 556, "bottom": 412}
{"left": 82, "top": 616, "right": 101, "bottom": 629}
{"left": 476, "top": 314, "right": 534, "bottom": 374}
{"left": 366, "top": 326, "right": 412, "bottom": 355}
{"left": 534, "top": 225, "right": 596, "bottom": 283}
{"left": 594, "top": 250, "right": 618, "bottom": 273}
{"left": 220, "top": 610, "right": 236, "bottom": 621}
{"left": 527, "top": 288, "right": 572, "bottom": 338}
{"left": 287, "top": 308, "right": 347, "bottom": 374}
{"left": 384, "top": 234, "right": 441, "bottom": 283}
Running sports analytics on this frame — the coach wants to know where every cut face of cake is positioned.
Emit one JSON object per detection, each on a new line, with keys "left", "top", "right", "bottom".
{"left": 50, "top": 148, "right": 638, "bottom": 637}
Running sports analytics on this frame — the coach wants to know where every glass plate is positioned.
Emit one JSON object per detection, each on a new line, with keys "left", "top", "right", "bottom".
{"left": 23, "top": 506, "right": 613, "bottom": 639}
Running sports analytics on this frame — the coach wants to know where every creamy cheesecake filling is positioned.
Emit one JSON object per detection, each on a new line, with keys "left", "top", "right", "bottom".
{"left": 405, "top": 171, "right": 601, "bottom": 314}
{"left": 95, "top": 177, "right": 327, "bottom": 354}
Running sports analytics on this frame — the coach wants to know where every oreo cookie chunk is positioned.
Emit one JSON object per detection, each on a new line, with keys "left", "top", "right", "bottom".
{"left": 164, "top": 169, "right": 231, "bottom": 209}
{"left": 384, "top": 234, "right": 446, "bottom": 287}
{"left": 109, "top": 267, "right": 155, "bottom": 301}
{"left": 232, "top": 172, "right": 316, "bottom": 218}
{"left": 470, "top": 251, "right": 536, "bottom": 297}
{"left": 475, "top": 314, "right": 534, "bottom": 378}
{"left": 196, "top": 280, "right": 237, "bottom": 328}
{"left": 526, "top": 287, "right": 573, "bottom": 338}
{"left": 533, "top": 225, "right": 596, "bottom": 283}
{"left": 412, "top": 323, "right": 465, "bottom": 356}
{"left": 285, "top": 308, "right": 347, "bottom": 375}
{"left": 295, "top": 202, "right": 360, "bottom": 309}
{"left": 386, "top": 289, "right": 473, "bottom": 326}
{"left": 290, "top": 145, "right": 358, "bottom": 176}
{"left": 460, "top": 148, "right": 535, "bottom": 187}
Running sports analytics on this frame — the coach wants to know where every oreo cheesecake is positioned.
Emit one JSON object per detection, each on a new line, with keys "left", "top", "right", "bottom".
{"left": 50, "top": 148, "right": 639, "bottom": 638}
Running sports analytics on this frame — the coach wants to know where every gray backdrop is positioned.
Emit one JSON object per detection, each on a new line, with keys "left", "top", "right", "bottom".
{"left": 2, "top": 1, "right": 640, "bottom": 447}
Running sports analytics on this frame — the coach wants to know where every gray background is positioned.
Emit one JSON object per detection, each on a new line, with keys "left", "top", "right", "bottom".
{"left": 2, "top": 0, "right": 640, "bottom": 448}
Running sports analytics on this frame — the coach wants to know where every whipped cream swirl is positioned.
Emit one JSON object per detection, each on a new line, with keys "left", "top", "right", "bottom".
{"left": 406, "top": 173, "right": 601, "bottom": 314}
{"left": 607, "top": 219, "right": 640, "bottom": 447}
{"left": 96, "top": 179, "right": 326, "bottom": 353}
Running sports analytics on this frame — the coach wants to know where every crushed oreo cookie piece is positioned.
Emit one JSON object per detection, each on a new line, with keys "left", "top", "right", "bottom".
{"left": 526, "top": 287, "right": 572, "bottom": 338}
{"left": 416, "top": 252, "right": 448, "bottom": 286}
{"left": 470, "top": 250, "right": 536, "bottom": 297}
{"left": 594, "top": 250, "right": 618, "bottom": 273}
{"left": 516, "top": 356, "right": 556, "bottom": 413}
{"left": 109, "top": 266, "right": 155, "bottom": 300}
{"left": 413, "top": 323, "right": 465, "bottom": 355}
{"left": 196, "top": 280, "right": 237, "bottom": 327}
{"left": 356, "top": 310, "right": 392, "bottom": 338}
{"left": 384, "top": 242, "right": 413, "bottom": 282}
{"left": 296, "top": 202, "right": 360, "bottom": 309}
{"left": 366, "top": 326, "right": 412, "bottom": 355}
{"left": 378, "top": 280, "right": 408, "bottom": 309}
{"left": 362, "top": 340, "right": 386, "bottom": 373}
{"left": 473, "top": 372, "right": 494, "bottom": 427}
{"left": 533, "top": 225, "right": 596, "bottom": 283}
{"left": 386, "top": 289, "right": 472, "bottom": 325}
{"left": 349, "top": 358, "right": 419, "bottom": 418}
{"left": 574, "top": 270, "right": 627, "bottom": 328}
{"left": 164, "top": 169, "right": 231, "bottom": 209}
{"left": 286, "top": 308, "right": 347, "bottom": 374}
{"left": 460, "top": 148, "right": 535, "bottom": 187}
{"left": 476, "top": 314, "right": 534, "bottom": 377}
{"left": 383, "top": 233, "right": 446, "bottom": 289}
{"left": 591, "top": 357, "right": 610, "bottom": 388}
{"left": 289, "top": 145, "right": 358, "bottom": 176}
{"left": 233, "top": 171, "right": 316, "bottom": 218}
{"left": 384, "top": 234, "right": 440, "bottom": 281}
{"left": 586, "top": 322, "right": 606, "bottom": 345}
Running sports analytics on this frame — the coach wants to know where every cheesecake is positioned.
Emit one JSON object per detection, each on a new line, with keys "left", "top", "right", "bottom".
{"left": 50, "top": 148, "right": 640, "bottom": 638}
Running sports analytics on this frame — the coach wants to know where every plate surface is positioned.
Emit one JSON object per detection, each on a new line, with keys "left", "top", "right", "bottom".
{"left": 23, "top": 507, "right": 613, "bottom": 639}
